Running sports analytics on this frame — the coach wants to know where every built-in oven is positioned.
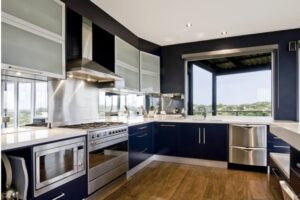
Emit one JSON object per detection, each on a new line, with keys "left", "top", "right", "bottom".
{"left": 88, "top": 127, "right": 128, "bottom": 195}
{"left": 33, "top": 137, "right": 86, "bottom": 197}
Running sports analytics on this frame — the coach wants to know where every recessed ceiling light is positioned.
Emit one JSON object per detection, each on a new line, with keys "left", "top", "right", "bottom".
{"left": 186, "top": 23, "right": 192, "bottom": 28}
{"left": 16, "top": 72, "right": 22, "bottom": 76}
{"left": 221, "top": 31, "right": 228, "bottom": 35}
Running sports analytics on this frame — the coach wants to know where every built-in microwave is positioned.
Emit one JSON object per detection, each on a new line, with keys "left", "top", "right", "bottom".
{"left": 33, "top": 137, "right": 86, "bottom": 197}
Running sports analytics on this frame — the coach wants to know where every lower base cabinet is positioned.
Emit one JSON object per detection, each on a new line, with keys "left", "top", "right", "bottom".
{"left": 179, "top": 123, "right": 228, "bottom": 161}
{"left": 129, "top": 123, "right": 153, "bottom": 169}
{"left": 33, "top": 175, "right": 87, "bottom": 200}
{"left": 154, "top": 122, "right": 228, "bottom": 161}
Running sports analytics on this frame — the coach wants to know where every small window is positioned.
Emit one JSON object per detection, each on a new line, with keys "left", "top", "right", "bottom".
{"left": 2, "top": 80, "right": 16, "bottom": 128}
{"left": 34, "top": 81, "right": 48, "bottom": 118}
{"left": 1, "top": 77, "right": 48, "bottom": 129}
{"left": 192, "top": 65, "right": 213, "bottom": 115}
{"left": 18, "top": 81, "right": 32, "bottom": 126}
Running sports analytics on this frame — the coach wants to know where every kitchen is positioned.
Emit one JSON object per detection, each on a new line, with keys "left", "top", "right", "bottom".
{"left": 1, "top": 0, "right": 300, "bottom": 199}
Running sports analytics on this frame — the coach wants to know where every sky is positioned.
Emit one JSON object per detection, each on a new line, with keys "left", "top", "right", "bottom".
{"left": 193, "top": 65, "right": 272, "bottom": 105}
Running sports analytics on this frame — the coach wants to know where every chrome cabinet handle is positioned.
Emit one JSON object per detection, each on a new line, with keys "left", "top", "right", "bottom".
{"left": 137, "top": 133, "right": 148, "bottom": 138}
{"left": 52, "top": 193, "right": 65, "bottom": 200}
{"left": 138, "top": 126, "right": 148, "bottom": 130}
{"left": 273, "top": 145, "right": 289, "bottom": 149}
{"left": 203, "top": 128, "right": 206, "bottom": 144}
{"left": 160, "top": 124, "right": 176, "bottom": 127}
{"left": 141, "top": 148, "right": 148, "bottom": 153}
{"left": 198, "top": 128, "right": 201, "bottom": 144}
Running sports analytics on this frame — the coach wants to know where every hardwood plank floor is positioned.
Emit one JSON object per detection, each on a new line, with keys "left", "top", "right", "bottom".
{"left": 104, "top": 161, "right": 282, "bottom": 200}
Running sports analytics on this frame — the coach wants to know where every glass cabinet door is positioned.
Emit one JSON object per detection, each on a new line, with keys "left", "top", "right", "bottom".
{"left": 115, "top": 37, "right": 139, "bottom": 70}
{"left": 2, "top": 0, "right": 64, "bottom": 37}
{"left": 2, "top": 22, "right": 64, "bottom": 77}
{"left": 116, "top": 63, "right": 140, "bottom": 91}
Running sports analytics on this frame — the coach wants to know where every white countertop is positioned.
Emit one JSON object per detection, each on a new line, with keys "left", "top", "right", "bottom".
{"left": 270, "top": 152, "right": 290, "bottom": 178}
{"left": 1, "top": 127, "right": 87, "bottom": 151}
{"left": 108, "top": 115, "right": 294, "bottom": 126}
{"left": 270, "top": 123, "right": 300, "bottom": 151}
{"left": 1, "top": 115, "right": 296, "bottom": 151}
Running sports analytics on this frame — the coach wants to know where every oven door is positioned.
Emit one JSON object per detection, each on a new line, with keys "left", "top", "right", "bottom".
{"left": 88, "top": 140, "right": 128, "bottom": 194}
{"left": 89, "top": 140, "right": 128, "bottom": 180}
{"left": 33, "top": 137, "right": 86, "bottom": 197}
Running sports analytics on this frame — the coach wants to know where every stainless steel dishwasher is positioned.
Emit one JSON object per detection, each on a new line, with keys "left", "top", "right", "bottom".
{"left": 229, "top": 124, "right": 267, "bottom": 166}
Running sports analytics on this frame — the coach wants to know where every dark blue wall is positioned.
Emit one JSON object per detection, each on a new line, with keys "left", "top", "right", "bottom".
{"left": 161, "top": 29, "right": 300, "bottom": 120}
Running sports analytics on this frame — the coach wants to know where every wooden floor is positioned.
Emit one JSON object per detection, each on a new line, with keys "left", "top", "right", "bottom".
{"left": 104, "top": 161, "right": 282, "bottom": 200}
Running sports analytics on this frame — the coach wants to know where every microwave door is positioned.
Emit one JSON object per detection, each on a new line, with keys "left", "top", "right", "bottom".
{"left": 35, "top": 143, "right": 78, "bottom": 190}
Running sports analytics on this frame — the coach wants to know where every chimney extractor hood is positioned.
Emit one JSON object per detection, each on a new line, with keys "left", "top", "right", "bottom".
{"left": 67, "top": 17, "right": 124, "bottom": 86}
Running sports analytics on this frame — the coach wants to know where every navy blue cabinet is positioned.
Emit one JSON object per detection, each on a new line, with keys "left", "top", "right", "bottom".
{"left": 179, "top": 123, "right": 203, "bottom": 158}
{"left": 154, "top": 123, "right": 180, "bottom": 156}
{"left": 290, "top": 147, "right": 300, "bottom": 196}
{"left": 179, "top": 123, "right": 228, "bottom": 161}
{"left": 129, "top": 123, "right": 153, "bottom": 169}
{"left": 268, "top": 132, "right": 290, "bottom": 153}
{"left": 201, "top": 124, "right": 228, "bottom": 161}
{"left": 34, "top": 175, "right": 87, "bottom": 200}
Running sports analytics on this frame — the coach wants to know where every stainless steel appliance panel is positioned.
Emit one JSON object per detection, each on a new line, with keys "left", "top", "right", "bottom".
{"left": 88, "top": 163, "right": 128, "bottom": 195}
{"left": 229, "top": 146, "right": 267, "bottom": 166}
{"left": 229, "top": 124, "right": 267, "bottom": 148}
{"left": 33, "top": 137, "right": 86, "bottom": 197}
{"left": 89, "top": 151, "right": 128, "bottom": 181}
{"left": 48, "top": 78, "right": 104, "bottom": 126}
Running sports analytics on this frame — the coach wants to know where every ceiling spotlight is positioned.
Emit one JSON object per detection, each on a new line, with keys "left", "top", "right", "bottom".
{"left": 68, "top": 74, "right": 73, "bottom": 78}
{"left": 186, "top": 23, "right": 192, "bottom": 28}
{"left": 221, "top": 31, "right": 228, "bottom": 35}
{"left": 16, "top": 71, "right": 22, "bottom": 76}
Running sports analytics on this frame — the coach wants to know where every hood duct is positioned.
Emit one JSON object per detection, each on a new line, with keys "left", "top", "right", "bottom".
{"left": 67, "top": 18, "right": 124, "bottom": 88}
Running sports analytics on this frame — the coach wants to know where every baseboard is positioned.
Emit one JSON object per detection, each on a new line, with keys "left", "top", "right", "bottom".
{"left": 152, "top": 155, "right": 228, "bottom": 168}
{"left": 127, "top": 155, "right": 155, "bottom": 178}
{"left": 228, "top": 163, "right": 268, "bottom": 173}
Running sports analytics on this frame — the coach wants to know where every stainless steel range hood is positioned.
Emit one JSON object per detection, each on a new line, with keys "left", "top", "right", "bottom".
{"left": 67, "top": 18, "right": 124, "bottom": 87}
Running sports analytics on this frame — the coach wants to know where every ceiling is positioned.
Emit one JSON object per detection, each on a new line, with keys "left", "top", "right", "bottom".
{"left": 195, "top": 53, "right": 271, "bottom": 74}
{"left": 91, "top": 0, "right": 300, "bottom": 46}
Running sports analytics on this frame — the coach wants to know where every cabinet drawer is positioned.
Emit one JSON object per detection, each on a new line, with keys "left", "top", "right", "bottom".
{"left": 129, "top": 131, "right": 152, "bottom": 169}
{"left": 129, "top": 123, "right": 151, "bottom": 135}
{"left": 229, "top": 124, "right": 267, "bottom": 148}
{"left": 268, "top": 143, "right": 290, "bottom": 153}
{"left": 34, "top": 175, "right": 87, "bottom": 200}
{"left": 229, "top": 146, "right": 267, "bottom": 166}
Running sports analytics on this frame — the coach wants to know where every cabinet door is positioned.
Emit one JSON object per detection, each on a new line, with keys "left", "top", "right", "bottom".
{"left": 2, "top": 0, "right": 64, "bottom": 37}
{"left": 115, "top": 61, "right": 140, "bottom": 91}
{"left": 201, "top": 124, "right": 228, "bottom": 161}
{"left": 140, "top": 52, "right": 160, "bottom": 93}
{"left": 2, "top": 21, "right": 65, "bottom": 78}
{"left": 179, "top": 123, "right": 203, "bottom": 159}
{"left": 115, "top": 37, "right": 139, "bottom": 69}
{"left": 129, "top": 126, "right": 153, "bottom": 169}
{"left": 115, "top": 37, "right": 140, "bottom": 91}
{"left": 154, "top": 123, "right": 180, "bottom": 156}
{"left": 34, "top": 175, "right": 87, "bottom": 200}
{"left": 128, "top": 123, "right": 153, "bottom": 166}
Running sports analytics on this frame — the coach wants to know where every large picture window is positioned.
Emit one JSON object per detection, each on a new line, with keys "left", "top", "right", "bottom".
{"left": 190, "top": 52, "right": 272, "bottom": 117}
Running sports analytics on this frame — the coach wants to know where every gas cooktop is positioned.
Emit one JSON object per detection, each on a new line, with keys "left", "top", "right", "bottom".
{"left": 60, "top": 122, "right": 126, "bottom": 130}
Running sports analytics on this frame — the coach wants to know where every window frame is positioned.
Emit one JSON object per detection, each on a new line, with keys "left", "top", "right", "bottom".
{"left": 183, "top": 45, "right": 278, "bottom": 118}
{"left": 1, "top": 76, "right": 48, "bottom": 128}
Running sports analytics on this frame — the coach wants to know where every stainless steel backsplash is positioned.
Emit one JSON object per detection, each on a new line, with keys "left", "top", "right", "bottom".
{"left": 48, "top": 78, "right": 104, "bottom": 126}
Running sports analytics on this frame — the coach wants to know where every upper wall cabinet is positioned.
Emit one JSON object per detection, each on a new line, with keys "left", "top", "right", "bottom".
{"left": 115, "top": 37, "right": 140, "bottom": 91}
{"left": 140, "top": 51, "right": 160, "bottom": 93}
{"left": 1, "top": 0, "right": 65, "bottom": 79}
